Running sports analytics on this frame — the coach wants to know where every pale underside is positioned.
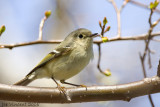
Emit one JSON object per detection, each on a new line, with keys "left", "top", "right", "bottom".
{"left": 29, "top": 43, "right": 93, "bottom": 81}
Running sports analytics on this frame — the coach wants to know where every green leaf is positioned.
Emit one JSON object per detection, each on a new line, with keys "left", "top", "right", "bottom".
{"left": 104, "top": 26, "right": 111, "bottom": 32}
{"left": 103, "top": 17, "right": 108, "bottom": 25}
{"left": 0, "top": 25, "right": 6, "bottom": 36}
{"left": 104, "top": 69, "right": 111, "bottom": 76}
{"left": 149, "top": 0, "right": 159, "bottom": 9}
{"left": 101, "top": 37, "right": 108, "bottom": 43}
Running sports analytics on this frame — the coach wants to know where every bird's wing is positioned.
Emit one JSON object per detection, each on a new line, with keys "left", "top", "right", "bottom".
{"left": 26, "top": 46, "right": 73, "bottom": 77}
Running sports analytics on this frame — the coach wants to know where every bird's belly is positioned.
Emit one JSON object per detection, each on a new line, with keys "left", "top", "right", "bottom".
{"left": 49, "top": 54, "right": 91, "bottom": 80}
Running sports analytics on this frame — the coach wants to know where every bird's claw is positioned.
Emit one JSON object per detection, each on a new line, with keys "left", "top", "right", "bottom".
{"left": 56, "top": 84, "right": 71, "bottom": 101}
{"left": 79, "top": 84, "right": 87, "bottom": 87}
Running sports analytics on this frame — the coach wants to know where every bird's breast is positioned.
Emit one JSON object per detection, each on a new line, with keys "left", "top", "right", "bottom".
{"left": 50, "top": 46, "right": 93, "bottom": 80}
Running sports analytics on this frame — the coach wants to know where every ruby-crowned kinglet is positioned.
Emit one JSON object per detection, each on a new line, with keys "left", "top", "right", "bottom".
{"left": 14, "top": 28, "right": 97, "bottom": 89}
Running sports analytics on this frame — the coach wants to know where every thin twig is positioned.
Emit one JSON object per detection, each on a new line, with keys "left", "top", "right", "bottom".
{"left": 146, "top": 10, "right": 154, "bottom": 68}
{"left": 129, "top": 0, "right": 160, "bottom": 13}
{"left": 38, "top": 10, "right": 51, "bottom": 40}
{"left": 157, "top": 60, "right": 160, "bottom": 77}
{"left": 107, "top": 0, "right": 122, "bottom": 37}
{"left": 97, "top": 43, "right": 106, "bottom": 75}
{"left": 0, "top": 40, "right": 62, "bottom": 49}
{"left": 139, "top": 8, "right": 159, "bottom": 107}
{"left": 149, "top": 10, "right": 153, "bottom": 26}
{"left": 108, "top": 0, "right": 119, "bottom": 12}
{"left": 139, "top": 53, "right": 147, "bottom": 77}
{"left": 0, "top": 32, "right": 160, "bottom": 49}
{"left": 140, "top": 10, "right": 156, "bottom": 76}
{"left": 117, "top": 11, "right": 121, "bottom": 37}
{"left": 38, "top": 16, "right": 47, "bottom": 40}
{"left": 148, "top": 95, "right": 155, "bottom": 107}
{"left": 148, "top": 49, "right": 152, "bottom": 68}
{"left": 120, "top": 0, "right": 129, "bottom": 12}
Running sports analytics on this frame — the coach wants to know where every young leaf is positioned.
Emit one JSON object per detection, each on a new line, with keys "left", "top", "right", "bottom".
{"left": 101, "top": 37, "right": 108, "bottom": 43}
{"left": 104, "top": 69, "right": 111, "bottom": 76}
{"left": 99, "top": 21, "right": 102, "bottom": 28}
{"left": 45, "top": 10, "right": 51, "bottom": 18}
{"left": 103, "top": 17, "right": 108, "bottom": 25}
{"left": 149, "top": 0, "right": 159, "bottom": 9}
{"left": 104, "top": 26, "right": 111, "bottom": 33}
{"left": 0, "top": 25, "right": 6, "bottom": 36}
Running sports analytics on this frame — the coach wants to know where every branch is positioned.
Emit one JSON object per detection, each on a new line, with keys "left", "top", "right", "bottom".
{"left": 38, "top": 10, "right": 51, "bottom": 40}
{"left": 157, "top": 60, "right": 160, "bottom": 77}
{"left": 0, "top": 32, "right": 160, "bottom": 49}
{"left": 107, "top": 0, "right": 122, "bottom": 37}
{"left": 139, "top": 10, "right": 160, "bottom": 78}
{"left": 108, "top": 0, "right": 119, "bottom": 12}
{"left": 97, "top": 44, "right": 105, "bottom": 75}
{"left": 0, "top": 40, "right": 62, "bottom": 49}
{"left": 0, "top": 76, "right": 160, "bottom": 103}
{"left": 139, "top": 6, "right": 160, "bottom": 106}
{"left": 129, "top": 0, "right": 160, "bottom": 13}
{"left": 120, "top": 0, "right": 129, "bottom": 12}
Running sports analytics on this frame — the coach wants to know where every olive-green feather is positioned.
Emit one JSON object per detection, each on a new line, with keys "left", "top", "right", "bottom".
{"left": 26, "top": 47, "right": 72, "bottom": 77}
{"left": 35, "top": 53, "right": 55, "bottom": 68}
{"left": 26, "top": 52, "right": 55, "bottom": 77}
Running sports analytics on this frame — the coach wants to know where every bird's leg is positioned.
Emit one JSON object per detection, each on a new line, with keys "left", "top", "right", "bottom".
{"left": 51, "top": 77, "right": 71, "bottom": 101}
{"left": 60, "top": 80, "right": 87, "bottom": 87}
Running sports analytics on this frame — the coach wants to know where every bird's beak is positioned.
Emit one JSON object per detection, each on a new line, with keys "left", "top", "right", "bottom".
{"left": 89, "top": 33, "right": 98, "bottom": 38}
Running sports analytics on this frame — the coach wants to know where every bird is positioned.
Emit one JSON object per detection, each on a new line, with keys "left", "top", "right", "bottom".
{"left": 14, "top": 28, "right": 97, "bottom": 100}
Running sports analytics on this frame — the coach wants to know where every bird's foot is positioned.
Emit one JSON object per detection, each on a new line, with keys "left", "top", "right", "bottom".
{"left": 79, "top": 84, "right": 88, "bottom": 91}
{"left": 79, "top": 84, "right": 87, "bottom": 87}
{"left": 56, "top": 83, "right": 71, "bottom": 101}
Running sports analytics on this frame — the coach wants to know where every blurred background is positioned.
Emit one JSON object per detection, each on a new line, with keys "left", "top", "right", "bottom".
{"left": 0, "top": 0, "right": 160, "bottom": 107}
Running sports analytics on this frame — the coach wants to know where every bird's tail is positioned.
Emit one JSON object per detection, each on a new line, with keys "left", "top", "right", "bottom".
{"left": 14, "top": 77, "right": 34, "bottom": 86}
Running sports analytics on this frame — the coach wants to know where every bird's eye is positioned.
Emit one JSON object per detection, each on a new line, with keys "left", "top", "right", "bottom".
{"left": 78, "top": 34, "right": 83, "bottom": 38}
